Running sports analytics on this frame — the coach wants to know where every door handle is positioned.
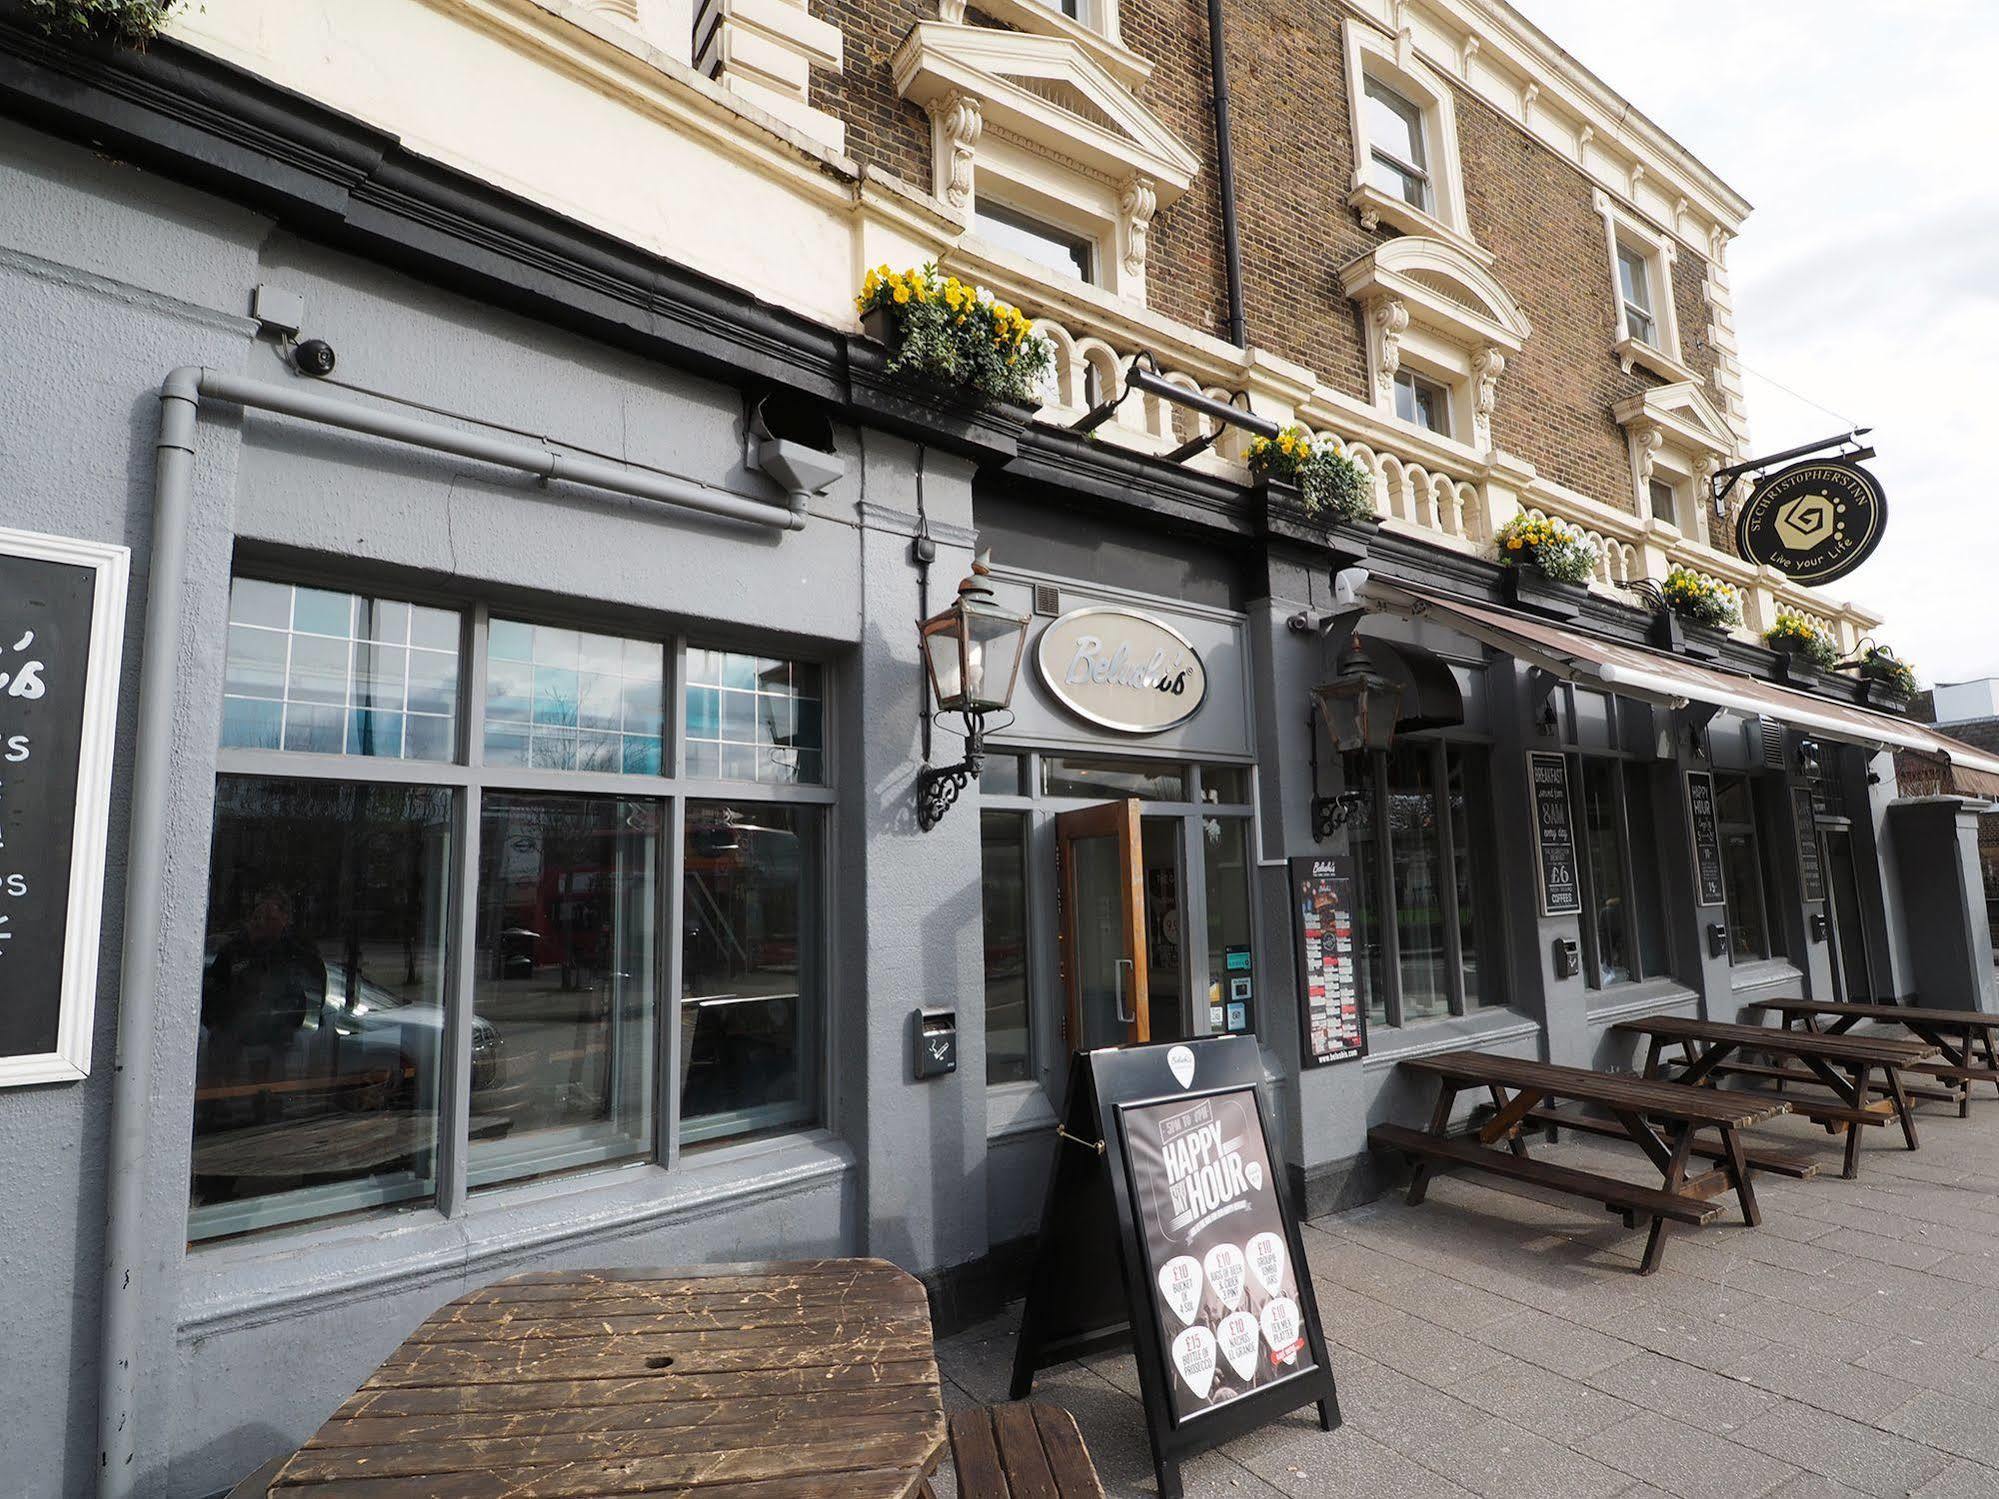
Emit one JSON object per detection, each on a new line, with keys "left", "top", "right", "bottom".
{"left": 1115, "top": 958, "right": 1136, "bottom": 1024}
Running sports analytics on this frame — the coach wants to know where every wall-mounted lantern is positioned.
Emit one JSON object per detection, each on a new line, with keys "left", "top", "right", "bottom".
{"left": 1312, "top": 665, "right": 1403, "bottom": 756}
{"left": 916, "top": 560, "right": 1029, "bottom": 831}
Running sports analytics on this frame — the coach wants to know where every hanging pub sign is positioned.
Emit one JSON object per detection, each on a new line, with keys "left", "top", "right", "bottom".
{"left": 1011, "top": 1038, "right": 1340, "bottom": 1499}
{"left": 1291, "top": 855, "right": 1364, "bottom": 1066}
{"left": 1526, "top": 752, "right": 1581, "bottom": 917}
{"left": 1687, "top": 770, "right": 1726, "bottom": 907}
{"left": 1792, "top": 785, "right": 1827, "bottom": 903}
{"left": 1735, "top": 459, "right": 1887, "bottom": 587}
{"left": 0, "top": 526, "right": 129, "bottom": 1086}
{"left": 1036, "top": 606, "right": 1208, "bottom": 734}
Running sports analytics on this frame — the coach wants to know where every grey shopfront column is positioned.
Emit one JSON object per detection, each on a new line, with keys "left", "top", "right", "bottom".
{"left": 1886, "top": 796, "right": 1997, "bottom": 1012}
{"left": 840, "top": 436, "right": 990, "bottom": 1274}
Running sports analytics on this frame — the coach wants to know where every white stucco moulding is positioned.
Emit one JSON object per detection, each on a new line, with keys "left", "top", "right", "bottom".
{"left": 0, "top": 524, "right": 129, "bottom": 1088}
{"left": 1341, "top": 19, "right": 1483, "bottom": 259}
{"left": 1613, "top": 380, "right": 1735, "bottom": 548}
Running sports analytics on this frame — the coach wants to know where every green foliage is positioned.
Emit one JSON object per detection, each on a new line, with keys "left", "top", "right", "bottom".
{"left": 1246, "top": 425, "right": 1375, "bottom": 525}
{"left": 24, "top": 0, "right": 179, "bottom": 44}
{"left": 856, "top": 264, "right": 1051, "bottom": 405}
{"left": 1854, "top": 643, "right": 1916, "bottom": 696}
{"left": 1660, "top": 564, "right": 1742, "bottom": 629}
{"left": 1765, "top": 611, "right": 1840, "bottom": 668}
{"left": 1494, "top": 512, "right": 1599, "bottom": 585}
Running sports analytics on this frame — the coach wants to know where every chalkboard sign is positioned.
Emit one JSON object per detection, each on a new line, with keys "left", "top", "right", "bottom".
{"left": 1687, "top": 771, "right": 1726, "bottom": 907}
{"left": 1291, "top": 855, "right": 1364, "bottom": 1066}
{"left": 0, "top": 527, "right": 128, "bottom": 1087}
{"left": 1011, "top": 1039, "right": 1340, "bottom": 1498}
{"left": 1792, "top": 785, "right": 1826, "bottom": 903}
{"left": 1527, "top": 752, "right": 1581, "bottom": 916}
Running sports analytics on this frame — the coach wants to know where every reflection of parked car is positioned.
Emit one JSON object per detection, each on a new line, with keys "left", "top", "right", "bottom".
{"left": 327, "top": 969, "right": 505, "bottom": 1093}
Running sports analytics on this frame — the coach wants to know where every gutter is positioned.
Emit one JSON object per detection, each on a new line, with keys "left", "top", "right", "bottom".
{"left": 1206, "top": 0, "right": 1248, "bottom": 347}
{"left": 95, "top": 366, "right": 806, "bottom": 1498}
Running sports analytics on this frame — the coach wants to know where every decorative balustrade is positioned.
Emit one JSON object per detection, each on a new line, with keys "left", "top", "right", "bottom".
{"left": 1517, "top": 505, "right": 1639, "bottom": 587}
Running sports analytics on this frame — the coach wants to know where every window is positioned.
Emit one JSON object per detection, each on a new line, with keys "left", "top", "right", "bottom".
{"left": 1347, "top": 741, "right": 1502, "bottom": 1028}
{"left": 1573, "top": 758, "right": 1671, "bottom": 988}
{"left": 1394, "top": 370, "right": 1452, "bottom": 438}
{"left": 1648, "top": 477, "right": 1681, "bottom": 531}
{"left": 191, "top": 578, "right": 832, "bottom": 1242}
{"left": 1362, "top": 78, "right": 1430, "bottom": 210}
{"left": 1596, "top": 192, "right": 1691, "bottom": 381}
{"left": 973, "top": 201, "right": 1096, "bottom": 285}
{"left": 981, "top": 811, "right": 1032, "bottom": 1084}
{"left": 1042, "top": 755, "right": 1186, "bottom": 801}
{"left": 1715, "top": 772, "right": 1783, "bottom": 963}
{"left": 1617, "top": 243, "right": 1657, "bottom": 348}
{"left": 1341, "top": 27, "right": 1474, "bottom": 248}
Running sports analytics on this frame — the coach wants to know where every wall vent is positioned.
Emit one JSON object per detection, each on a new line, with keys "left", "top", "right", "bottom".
{"left": 1033, "top": 584, "right": 1061, "bottom": 616}
{"left": 1759, "top": 718, "right": 1787, "bottom": 769}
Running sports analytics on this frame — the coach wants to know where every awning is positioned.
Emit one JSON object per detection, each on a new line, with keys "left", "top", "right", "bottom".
{"left": 1357, "top": 633, "right": 1464, "bottom": 732}
{"left": 1355, "top": 575, "right": 1999, "bottom": 787}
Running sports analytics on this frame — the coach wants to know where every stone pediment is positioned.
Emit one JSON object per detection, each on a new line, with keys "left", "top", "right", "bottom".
{"left": 1339, "top": 236, "right": 1531, "bottom": 351}
{"left": 1613, "top": 380, "right": 1733, "bottom": 455}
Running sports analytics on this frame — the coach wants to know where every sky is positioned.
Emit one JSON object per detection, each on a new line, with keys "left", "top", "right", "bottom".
{"left": 1511, "top": 1, "right": 1999, "bottom": 688}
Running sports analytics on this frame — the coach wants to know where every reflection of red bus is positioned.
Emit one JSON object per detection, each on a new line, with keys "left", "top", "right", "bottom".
{"left": 491, "top": 837, "right": 623, "bottom": 984}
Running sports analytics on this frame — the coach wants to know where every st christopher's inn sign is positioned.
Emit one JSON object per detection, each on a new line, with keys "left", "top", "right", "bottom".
{"left": 1734, "top": 458, "right": 1887, "bottom": 587}
{"left": 1037, "top": 606, "right": 1209, "bottom": 734}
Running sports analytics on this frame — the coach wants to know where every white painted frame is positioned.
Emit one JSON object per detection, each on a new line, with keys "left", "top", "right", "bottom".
{"left": 0, "top": 524, "right": 129, "bottom": 1087}
{"left": 1596, "top": 190, "right": 1693, "bottom": 382}
{"left": 1342, "top": 20, "right": 1478, "bottom": 254}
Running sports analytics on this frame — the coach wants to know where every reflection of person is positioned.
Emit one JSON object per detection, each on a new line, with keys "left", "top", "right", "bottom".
{"left": 202, "top": 889, "right": 328, "bottom": 1078}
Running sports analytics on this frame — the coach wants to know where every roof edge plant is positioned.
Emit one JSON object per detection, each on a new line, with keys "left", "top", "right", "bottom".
{"left": 1494, "top": 512, "right": 1600, "bottom": 586}
{"left": 23, "top": 0, "right": 180, "bottom": 45}
{"left": 1765, "top": 611, "right": 1840, "bottom": 669}
{"left": 856, "top": 263, "right": 1051, "bottom": 406}
{"left": 1660, "top": 564, "right": 1742, "bottom": 630}
{"left": 1850, "top": 641, "right": 1916, "bottom": 696}
{"left": 1246, "top": 425, "right": 1375, "bottom": 525}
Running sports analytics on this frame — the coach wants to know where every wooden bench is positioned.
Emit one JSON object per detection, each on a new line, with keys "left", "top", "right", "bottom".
{"left": 1527, "top": 1105, "right": 1821, "bottom": 1180}
{"left": 1749, "top": 999, "right": 1999, "bottom": 1118}
{"left": 946, "top": 1401, "right": 1104, "bottom": 1499}
{"left": 1615, "top": 1014, "right": 1937, "bottom": 1179}
{"left": 1372, "top": 1050, "right": 1789, "bottom": 1274}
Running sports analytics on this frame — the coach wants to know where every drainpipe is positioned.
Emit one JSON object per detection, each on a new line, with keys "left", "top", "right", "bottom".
{"left": 95, "top": 366, "right": 811, "bottom": 1498}
{"left": 1207, "top": 0, "right": 1248, "bottom": 348}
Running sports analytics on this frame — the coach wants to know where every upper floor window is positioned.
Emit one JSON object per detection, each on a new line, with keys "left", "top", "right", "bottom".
{"left": 1597, "top": 191, "right": 1693, "bottom": 382}
{"left": 1614, "top": 381, "right": 1734, "bottom": 547}
{"left": 1394, "top": 370, "right": 1452, "bottom": 438}
{"left": 1342, "top": 24, "right": 1477, "bottom": 252}
{"left": 1363, "top": 78, "right": 1431, "bottom": 211}
{"left": 973, "top": 201, "right": 1097, "bottom": 285}
{"left": 1648, "top": 477, "right": 1682, "bottom": 531}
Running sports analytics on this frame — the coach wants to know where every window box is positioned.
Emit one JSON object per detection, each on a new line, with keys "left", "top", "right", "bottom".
{"left": 1647, "top": 610, "right": 1726, "bottom": 662}
{"left": 1501, "top": 567, "right": 1589, "bottom": 621}
{"left": 1248, "top": 478, "right": 1378, "bottom": 562}
{"left": 851, "top": 308, "right": 1028, "bottom": 462}
{"left": 1768, "top": 644, "right": 1834, "bottom": 692}
{"left": 1853, "top": 674, "right": 1911, "bottom": 712}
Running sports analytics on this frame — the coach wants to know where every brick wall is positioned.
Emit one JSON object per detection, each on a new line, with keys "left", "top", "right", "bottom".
{"left": 815, "top": 0, "right": 1722, "bottom": 520}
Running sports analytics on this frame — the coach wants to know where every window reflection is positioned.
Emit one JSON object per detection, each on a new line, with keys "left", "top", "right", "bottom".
{"left": 191, "top": 778, "right": 453, "bottom": 1242}
{"left": 1580, "top": 759, "right": 1634, "bottom": 986}
{"left": 468, "top": 794, "right": 657, "bottom": 1187}
{"left": 682, "top": 803, "right": 821, "bottom": 1142}
{"left": 1388, "top": 743, "right": 1449, "bottom": 1020}
{"left": 981, "top": 811, "right": 1031, "bottom": 1083}
{"left": 484, "top": 619, "right": 664, "bottom": 775}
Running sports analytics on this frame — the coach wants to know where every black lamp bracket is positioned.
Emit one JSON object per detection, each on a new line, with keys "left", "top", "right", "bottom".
{"left": 916, "top": 709, "right": 1013, "bottom": 832}
{"left": 1305, "top": 705, "right": 1367, "bottom": 841}
{"left": 1710, "top": 429, "right": 1874, "bottom": 517}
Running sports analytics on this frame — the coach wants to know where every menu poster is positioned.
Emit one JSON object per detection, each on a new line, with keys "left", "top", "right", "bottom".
{"left": 1792, "top": 785, "right": 1826, "bottom": 903}
{"left": 1290, "top": 856, "right": 1364, "bottom": 1066}
{"left": 1122, "top": 1088, "right": 1315, "bottom": 1422}
{"left": 1687, "top": 771, "right": 1726, "bottom": 907}
{"left": 1527, "top": 752, "right": 1582, "bottom": 917}
{"left": 0, "top": 530, "right": 127, "bottom": 1087}
{"left": 1010, "top": 1039, "right": 1340, "bottom": 1499}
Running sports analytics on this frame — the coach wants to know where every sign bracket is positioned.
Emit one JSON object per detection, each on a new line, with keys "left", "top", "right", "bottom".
{"left": 1710, "top": 428, "right": 1873, "bottom": 515}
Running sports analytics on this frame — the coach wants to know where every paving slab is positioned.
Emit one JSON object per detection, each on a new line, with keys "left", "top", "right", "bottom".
{"left": 1731, "top": 1399, "right": 1954, "bottom": 1497}
{"left": 1445, "top": 1354, "right": 1638, "bottom": 1441}
{"left": 1583, "top": 1350, "right": 1779, "bottom": 1434}
{"left": 1588, "top": 1410, "right": 1799, "bottom": 1499}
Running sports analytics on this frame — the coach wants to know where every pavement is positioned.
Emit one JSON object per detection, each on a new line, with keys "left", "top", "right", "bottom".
{"left": 936, "top": 1100, "right": 1999, "bottom": 1499}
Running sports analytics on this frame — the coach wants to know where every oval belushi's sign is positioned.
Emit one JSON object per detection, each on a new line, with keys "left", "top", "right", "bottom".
{"left": 1035, "top": 607, "right": 1208, "bottom": 734}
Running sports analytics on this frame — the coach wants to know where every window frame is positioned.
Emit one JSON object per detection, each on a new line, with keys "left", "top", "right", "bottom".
{"left": 200, "top": 572, "right": 837, "bottom": 1241}
{"left": 1361, "top": 76, "right": 1432, "bottom": 211}
{"left": 971, "top": 197, "right": 1100, "bottom": 288}
{"left": 1713, "top": 769, "right": 1783, "bottom": 965}
{"left": 1342, "top": 24, "right": 1477, "bottom": 251}
{"left": 1596, "top": 191, "right": 1693, "bottom": 381}
{"left": 1393, "top": 368, "right": 1453, "bottom": 440}
{"left": 1564, "top": 751, "right": 1674, "bottom": 992}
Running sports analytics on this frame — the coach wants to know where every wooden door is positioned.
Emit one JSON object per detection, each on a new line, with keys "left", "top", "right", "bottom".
{"left": 1056, "top": 799, "right": 1149, "bottom": 1052}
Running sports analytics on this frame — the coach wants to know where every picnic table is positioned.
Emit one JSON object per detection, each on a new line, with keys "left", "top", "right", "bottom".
{"left": 1371, "top": 1050, "right": 1790, "bottom": 1275}
{"left": 239, "top": 1259, "right": 947, "bottom": 1497}
{"left": 1616, "top": 1015, "right": 1938, "bottom": 1180}
{"left": 1748, "top": 999, "right": 1999, "bottom": 1118}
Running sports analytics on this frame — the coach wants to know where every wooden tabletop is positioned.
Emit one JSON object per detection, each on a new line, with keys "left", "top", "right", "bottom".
{"left": 260, "top": 1259, "right": 947, "bottom": 1498}
{"left": 1749, "top": 999, "right": 1999, "bottom": 1029}
{"left": 1398, "top": 1050, "right": 1791, "bottom": 1128}
{"left": 1612, "top": 1015, "right": 1939, "bottom": 1065}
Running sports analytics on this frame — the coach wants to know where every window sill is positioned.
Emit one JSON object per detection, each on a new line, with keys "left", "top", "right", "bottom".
{"left": 1585, "top": 979, "right": 1700, "bottom": 1024}
{"left": 1729, "top": 958, "right": 1804, "bottom": 994}
{"left": 987, "top": 1078, "right": 1059, "bottom": 1141}
{"left": 1346, "top": 184, "right": 1493, "bottom": 267}
{"left": 1615, "top": 336, "right": 1698, "bottom": 384}
{"left": 177, "top": 1130, "right": 854, "bottom": 1339}
{"left": 1360, "top": 1007, "right": 1540, "bottom": 1071}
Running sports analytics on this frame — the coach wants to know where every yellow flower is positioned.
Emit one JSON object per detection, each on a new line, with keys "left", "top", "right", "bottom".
{"left": 893, "top": 286, "right": 910, "bottom": 304}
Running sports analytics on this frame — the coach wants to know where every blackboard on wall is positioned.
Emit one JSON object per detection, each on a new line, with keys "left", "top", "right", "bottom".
{"left": 1687, "top": 771, "right": 1726, "bottom": 907}
{"left": 0, "top": 528, "right": 128, "bottom": 1086}
{"left": 1010, "top": 1039, "right": 1340, "bottom": 1497}
{"left": 1527, "top": 752, "right": 1582, "bottom": 917}
{"left": 1793, "top": 785, "right": 1826, "bottom": 903}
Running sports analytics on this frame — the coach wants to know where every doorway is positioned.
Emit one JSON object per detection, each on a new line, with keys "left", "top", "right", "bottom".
{"left": 1823, "top": 828, "right": 1875, "bottom": 1001}
{"left": 1056, "top": 799, "right": 1191, "bottom": 1051}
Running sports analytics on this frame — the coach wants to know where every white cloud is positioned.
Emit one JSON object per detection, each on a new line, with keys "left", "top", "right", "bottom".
{"left": 1510, "top": 1, "right": 1999, "bottom": 685}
